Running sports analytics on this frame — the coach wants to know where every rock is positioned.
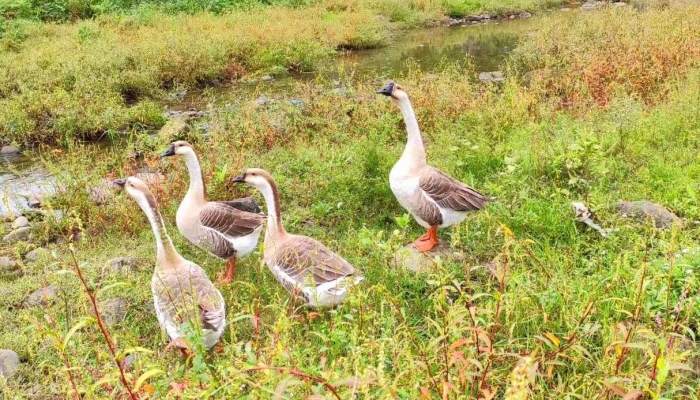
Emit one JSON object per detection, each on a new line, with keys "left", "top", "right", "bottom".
{"left": 479, "top": 71, "right": 505, "bottom": 83}
{"left": 393, "top": 242, "right": 465, "bottom": 273}
{"left": 103, "top": 257, "right": 140, "bottom": 277}
{"left": 11, "top": 216, "right": 29, "bottom": 229}
{"left": 519, "top": 11, "right": 533, "bottom": 18}
{"left": 260, "top": 75, "right": 273, "bottom": 82}
{"left": 617, "top": 200, "right": 681, "bottom": 230}
{"left": 560, "top": 7, "right": 572, "bottom": 11}
{"left": 27, "top": 196, "right": 42, "bottom": 209}
{"left": 1, "top": 212, "right": 18, "bottom": 222}
{"left": 3, "top": 227, "right": 33, "bottom": 244}
{"left": 254, "top": 94, "right": 271, "bottom": 107}
{"left": 0, "top": 145, "right": 19, "bottom": 155}
{"left": 581, "top": 1, "right": 604, "bottom": 10}
{"left": 614, "top": 1, "right": 627, "bottom": 5}
{"left": 288, "top": 99, "right": 304, "bottom": 107}
{"left": 88, "top": 179, "right": 118, "bottom": 205}
{"left": 0, "top": 349, "right": 20, "bottom": 379}
{"left": 100, "top": 298, "right": 128, "bottom": 326}
{"left": 0, "top": 257, "right": 21, "bottom": 280}
{"left": 120, "top": 354, "right": 136, "bottom": 371}
{"left": 26, "top": 285, "right": 58, "bottom": 307}
{"left": 24, "top": 248, "right": 49, "bottom": 263}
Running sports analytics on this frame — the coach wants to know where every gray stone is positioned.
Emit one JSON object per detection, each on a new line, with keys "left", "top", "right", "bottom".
{"left": 103, "top": 257, "right": 140, "bottom": 277}
{"left": 254, "top": 94, "right": 271, "bottom": 107}
{"left": 12, "top": 216, "right": 29, "bottom": 229}
{"left": 519, "top": 11, "right": 533, "bottom": 18}
{"left": 0, "top": 256, "right": 17, "bottom": 270}
{"left": 27, "top": 196, "right": 41, "bottom": 209}
{"left": 120, "top": 354, "right": 136, "bottom": 371}
{"left": 26, "top": 285, "right": 58, "bottom": 307}
{"left": 581, "top": 1, "right": 604, "bottom": 10}
{"left": 3, "top": 227, "right": 33, "bottom": 244}
{"left": 260, "top": 75, "right": 273, "bottom": 82}
{"left": 100, "top": 297, "right": 128, "bottom": 326}
{"left": 0, "top": 257, "right": 21, "bottom": 280}
{"left": 1, "top": 212, "right": 18, "bottom": 222}
{"left": 479, "top": 71, "right": 505, "bottom": 83}
{"left": 0, "top": 145, "right": 19, "bottom": 155}
{"left": 0, "top": 349, "right": 20, "bottom": 379}
{"left": 617, "top": 200, "right": 681, "bottom": 230}
{"left": 157, "top": 116, "right": 190, "bottom": 140}
{"left": 393, "top": 242, "right": 465, "bottom": 273}
{"left": 24, "top": 248, "right": 49, "bottom": 263}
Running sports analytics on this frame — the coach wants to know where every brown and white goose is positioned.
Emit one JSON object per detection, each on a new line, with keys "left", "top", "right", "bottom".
{"left": 232, "top": 169, "right": 363, "bottom": 307}
{"left": 378, "top": 82, "right": 490, "bottom": 252}
{"left": 160, "top": 141, "right": 264, "bottom": 283}
{"left": 115, "top": 176, "right": 225, "bottom": 352}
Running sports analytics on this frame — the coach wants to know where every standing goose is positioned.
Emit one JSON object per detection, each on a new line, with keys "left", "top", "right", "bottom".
{"left": 232, "top": 169, "right": 363, "bottom": 307}
{"left": 160, "top": 141, "right": 264, "bottom": 283}
{"left": 115, "top": 176, "right": 225, "bottom": 352}
{"left": 378, "top": 82, "right": 490, "bottom": 252}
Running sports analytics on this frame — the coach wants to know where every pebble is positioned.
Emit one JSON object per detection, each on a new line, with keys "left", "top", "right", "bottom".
{"left": 24, "top": 248, "right": 49, "bottom": 263}
{"left": 102, "top": 257, "right": 140, "bottom": 277}
{"left": 100, "top": 297, "right": 128, "bottom": 326}
{"left": 3, "top": 227, "right": 33, "bottom": 244}
{"left": 0, "top": 349, "right": 20, "bottom": 379}
{"left": 479, "top": 71, "right": 505, "bottom": 83}
{"left": 617, "top": 200, "right": 681, "bottom": 230}
{"left": 26, "top": 286, "right": 58, "bottom": 307}
{"left": 0, "top": 145, "right": 19, "bottom": 155}
{"left": 11, "top": 216, "right": 29, "bottom": 229}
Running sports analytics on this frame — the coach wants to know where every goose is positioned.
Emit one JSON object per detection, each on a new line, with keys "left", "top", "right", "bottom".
{"left": 115, "top": 176, "right": 225, "bottom": 353}
{"left": 232, "top": 169, "right": 363, "bottom": 307}
{"left": 160, "top": 141, "right": 264, "bottom": 283}
{"left": 378, "top": 82, "right": 490, "bottom": 252}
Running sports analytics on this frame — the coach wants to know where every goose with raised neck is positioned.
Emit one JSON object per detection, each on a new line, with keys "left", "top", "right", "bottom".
{"left": 378, "top": 81, "right": 490, "bottom": 253}
{"left": 115, "top": 176, "right": 225, "bottom": 352}
{"left": 233, "top": 168, "right": 363, "bottom": 308}
{"left": 160, "top": 141, "right": 264, "bottom": 283}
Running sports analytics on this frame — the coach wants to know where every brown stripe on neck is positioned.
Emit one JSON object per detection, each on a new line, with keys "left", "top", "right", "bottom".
{"left": 266, "top": 175, "right": 285, "bottom": 234}
{"left": 144, "top": 191, "right": 180, "bottom": 264}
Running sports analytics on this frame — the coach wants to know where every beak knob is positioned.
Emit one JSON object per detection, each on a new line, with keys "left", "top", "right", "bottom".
{"left": 377, "top": 81, "right": 395, "bottom": 96}
{"left": 231, "top": 173, "right": 246, "bottom": 184}
{"left": 114, "top": 179, "right": 126, "bottom": 187}
{"left": 160, "top": 145, "right": 176, "bottom": 158}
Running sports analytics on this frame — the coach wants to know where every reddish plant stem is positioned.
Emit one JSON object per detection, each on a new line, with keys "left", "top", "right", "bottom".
{"left": 42, "top": 311, "right": 83, "bottom": 400}
{"left": 244, "top": 366, "right": 341, "bottom": 400}
{"left": 68, "top": 250, "right": 138, "bottom": 400}
{"left": 614, "top": 246, "right": 649, "bottom": 375}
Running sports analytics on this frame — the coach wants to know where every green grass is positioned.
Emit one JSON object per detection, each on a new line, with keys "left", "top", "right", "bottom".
{"left": 2, "top": 4, "right": 700, "bottom": 400}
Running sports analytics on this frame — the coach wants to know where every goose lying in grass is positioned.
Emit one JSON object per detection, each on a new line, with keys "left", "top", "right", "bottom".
{"left": 115, "top": 176, "right": 225, "bottom": 353}
{"left": 232, "top": 168, "right": 363, "bottom": 307}
{"left": 378, "top": 82, "right": 490, "bottom": 252}
{"left": 160, "top": 141, "right": 264, "bottom": 283}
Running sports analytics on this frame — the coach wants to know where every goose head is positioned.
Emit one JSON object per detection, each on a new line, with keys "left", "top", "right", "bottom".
{"left": 160, "top": 140, "right": 195, "bottom": 158}
{"left": 377, "top": 81, "right": 408, "bottom": 104}
{"left": 231, "top": 168, "right": 274, "bottom": 190}
{"left": 114, "top": 176, "right": 157, "bottom": 209}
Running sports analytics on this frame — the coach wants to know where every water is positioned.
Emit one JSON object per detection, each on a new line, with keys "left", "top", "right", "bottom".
{"left": 0, "top": 13, "right": 553, "bottom": 214}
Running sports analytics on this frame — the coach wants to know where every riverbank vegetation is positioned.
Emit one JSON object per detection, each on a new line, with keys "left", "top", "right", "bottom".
{"left": 1, "top": 2, "right": 700, "bottom": 399}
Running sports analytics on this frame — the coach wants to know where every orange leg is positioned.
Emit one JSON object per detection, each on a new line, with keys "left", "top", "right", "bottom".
{"left": 217, "top": 258, "right": 236, "bottom": 284}
{"left": 413, "top": 226, "right": 439, "bottom": 252}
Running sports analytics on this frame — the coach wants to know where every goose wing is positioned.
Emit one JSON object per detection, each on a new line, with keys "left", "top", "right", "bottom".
{"left": 199, "top": 202, "right": 264, "bottom": 239}
{"left": 152, "top": 264, "right": 225, "bottom": 334}
{"left": 220, "top": 197, "right": 262, "bottom": 214}
{"left": 419, "top": 166, "right": 489, "bottom": 212}
{"left": 272, "top": 236, "right": 356, "bottom": 290}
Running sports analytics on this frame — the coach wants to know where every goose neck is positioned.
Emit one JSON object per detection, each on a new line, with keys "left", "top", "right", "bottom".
{"left": 397, "top": 97, "right": 426, "bottom": 164}
{"left": 183, "top": 152, "right": 206, "bottom": 204}
{"left": 258, "top": 179, "right": 286, "bottom": 239}
{"left": 135, "top": 192, "right": 182, "bottom": 268}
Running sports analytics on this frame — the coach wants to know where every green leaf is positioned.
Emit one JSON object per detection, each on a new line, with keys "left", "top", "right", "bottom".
{"left": 63, "top": 317, "right": 95, "bottom": 350}
{"left": 134, "top": 369, "right": 166, "bottom": 392}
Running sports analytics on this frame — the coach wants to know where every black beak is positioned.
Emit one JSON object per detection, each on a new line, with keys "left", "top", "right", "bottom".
{"left": 114, "top": 179, "right": 126, "bottom": 188}
{"left": 377, "top": 81, "right": 395, "bottom": 97}
{"left": 231, "top": 173, "right": 246, "bottom": 184}
{"left": 160, "top": 144, "right": 175, "bottom": 158}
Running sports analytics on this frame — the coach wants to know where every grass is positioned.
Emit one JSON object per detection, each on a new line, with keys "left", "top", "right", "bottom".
{"left": 0, "top": 0, "right": 573, "bottom": 146}
{"left": 2, "top": 3, "right": 700, "bottom": 400}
